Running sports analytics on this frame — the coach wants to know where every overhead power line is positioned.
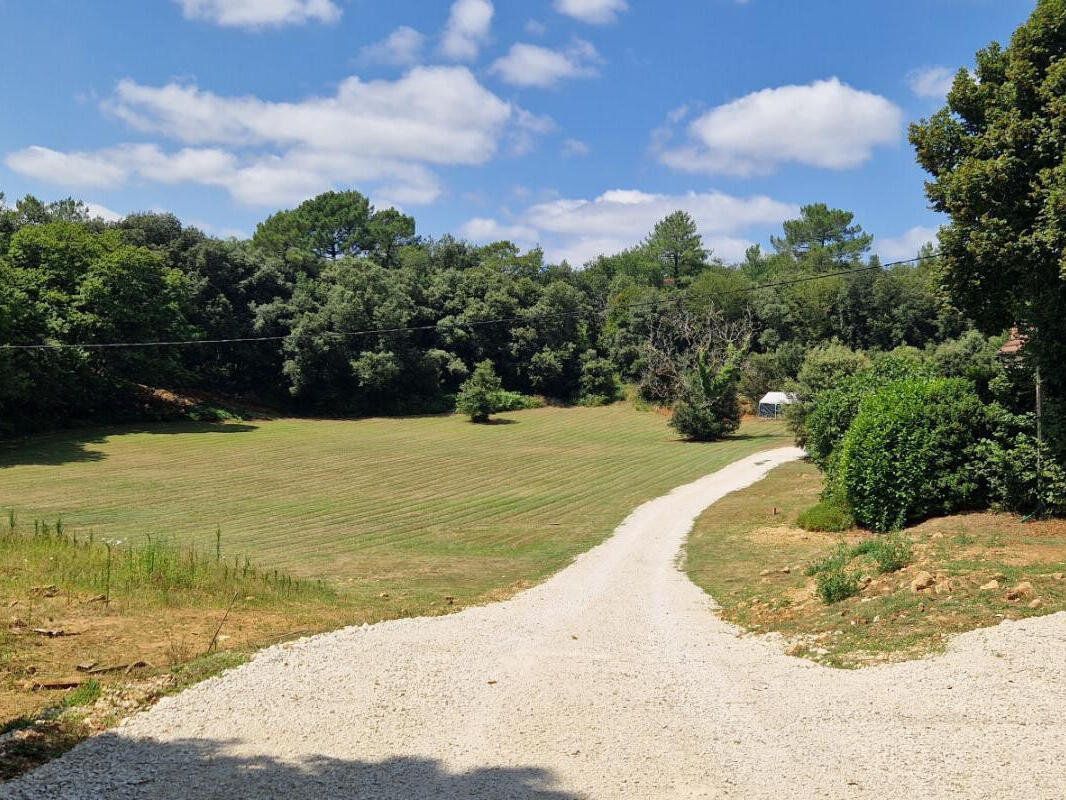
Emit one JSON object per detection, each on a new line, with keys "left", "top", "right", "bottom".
{"left": 0, "top": 253, "right": 937, "bottom": 352}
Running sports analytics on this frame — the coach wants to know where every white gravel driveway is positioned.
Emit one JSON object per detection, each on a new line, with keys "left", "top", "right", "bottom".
{"left": 5, "top": 447, "right": 1066, "bottom": 799}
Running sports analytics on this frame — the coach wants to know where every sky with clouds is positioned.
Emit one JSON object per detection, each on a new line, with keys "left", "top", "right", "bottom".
{"left": 0, "top": 0, "right": 1036, "bottom": 265}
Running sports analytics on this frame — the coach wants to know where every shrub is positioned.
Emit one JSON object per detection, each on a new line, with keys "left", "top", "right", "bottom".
{"left": 800, "top": 354, "right": 935, "bottom": 469}
{"left": 492, "top": 390, "right": 544, "bottom": 412}
{"left": 816, "top": 565, "right": 860, "bottom": 604}
{"left": 579, "top": 351, "right": 622, "bottom": 405}
{"left": 796, "top": 497, "right": 854, "bottom": 533}
{"left": 975, "top": 430, "right": 1066, "bottom": 517}
{"left": 795, "top": 343, "right": 871, "bottom": 398}
{"left": 455, "top": 360, "right": 505, "bottom": 423}
{"left": 669, "top": 345, "right": 743, "bottom": 441}
{"left": 835, "top": 378, "right": 990, "bottom": 532}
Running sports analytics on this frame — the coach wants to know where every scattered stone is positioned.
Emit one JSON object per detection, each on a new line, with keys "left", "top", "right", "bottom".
{"left": 1006, "top": 582, "right": 1033, "bottom": 601}
{"left": 780, "top": 566, "right": 791, "bottom": 575}
{"left": 980, "top": 580, "right": 1000, "bottom": 591}
{"left": 1028, "top": 598, "right": 1043, "bottom": 610}
{"left": 75, "top": 661, "right": 98, "bottom": 673}
{"left": 85, "top": 594, "right": 107, "bottom": 604}
{"left": 931, "top": 532, "right": 945, "bottom": 540}
{"left": 379, "top": 593, "right": 390, "bottom": 599}
{"left": 872, "top": 615, "right": 881, "bottom": 623}
{"left": 759, "top": 569, "right": 772, "bottom": 577}
{"left": 1052, "top": 573, "right": 1064, "bottom": 582}
{"left": 860, "top": 575, "right": 873, "bottom": 587}
{"left": 31, "top": 585, "right": 59, "bottom": 598}
{"left": 910, "top": 571, "right": 935, "bottom": 592}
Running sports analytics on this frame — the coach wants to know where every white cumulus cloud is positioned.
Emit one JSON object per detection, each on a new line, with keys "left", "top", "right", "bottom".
{"left": 553, "top": 0, "right": 627, "bottom": 24}
{"left": 463, "top": 188, "right": 797, "bottom": 266}
{"left": 175, "top": 0, "right": 341, "bottom": 28}
{"left": 7, "top": 67, "right": 546, "bottom": 209}
{"left": 441, "top": 0, "right": 494, "bottom": 61}
{"left": 877, "top": 225, "right": 939, "bottom": 262}
{"left": 360, "top": 27, "right": 426, "bottom": 66}
{"left": 907, "top": 66, "right": 957, "bottom": 99}
{"left": 84, "top": 202, "right": 124, "bottom": 222}
{"left": 657, "top": 78, "right": 903, "bottom": 177}
{"left": 489, "top": 40, "right": 601, "bottom": 88}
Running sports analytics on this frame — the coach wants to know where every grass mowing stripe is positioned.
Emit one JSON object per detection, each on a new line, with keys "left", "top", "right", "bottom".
{"left": 0, "top": 408, "right": 790, "bottom": 585}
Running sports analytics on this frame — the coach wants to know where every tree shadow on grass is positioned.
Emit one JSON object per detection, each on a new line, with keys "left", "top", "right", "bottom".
{"left": 5, "top": 734, "right": 578, "bottom": 799}
{"left": 0, "top": 422, "right": 259, "bottom": 470}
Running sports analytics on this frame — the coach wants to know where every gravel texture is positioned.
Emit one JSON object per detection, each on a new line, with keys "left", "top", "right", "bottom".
{"left": 5, "top": 446, "right": 1066, "bottom": 799}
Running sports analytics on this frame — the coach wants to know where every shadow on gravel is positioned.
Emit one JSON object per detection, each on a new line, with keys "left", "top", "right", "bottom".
{"left": 9, "top": 734, "right": 578, "bottom": 799}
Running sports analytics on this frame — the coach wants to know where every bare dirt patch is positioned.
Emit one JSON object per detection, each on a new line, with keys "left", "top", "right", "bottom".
{"left": 685, "top": 460, "right": 1066, "bottom": 668}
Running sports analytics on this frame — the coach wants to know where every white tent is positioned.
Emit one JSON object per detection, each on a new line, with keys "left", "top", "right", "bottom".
{"left": 757, "top": 391, "right": 797, "bottom": 419}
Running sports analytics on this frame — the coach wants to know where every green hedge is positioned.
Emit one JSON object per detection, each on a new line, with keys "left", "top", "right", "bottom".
{"left": 835, "top": 377, "right": 989, "bottom": 532}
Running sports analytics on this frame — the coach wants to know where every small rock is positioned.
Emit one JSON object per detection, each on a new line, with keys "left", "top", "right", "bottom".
{"left": 1028, "top": 598, "right": 1043, "bottom": 610}
{"left": 931, "top": 532, "right": 945, "bottom": 540}
{"left": 780, "top": 566, "right": 791, "bottom": 575}
{"left": 872, "top": 615, "right": 881, "bottom": 623}
{"left": 379, "top": 593, "right": 390, "bottom": 599}
{"left": 860, "top": 575, "right": 873, "bottom": 587}
{"left": 1052, "top": 572, "right": 1064, "bottom": 582}
{"left": 910, "top": 571, "right": 935, "bottom": 592}
{"left": 759, "top": 569, "right": 772, "bottom": 577}
{"left": 980, "top": 580, "right": 1000, "bottom": 591}
{"left": 1005, "top": 581, "right": 1033, "bottom": 601}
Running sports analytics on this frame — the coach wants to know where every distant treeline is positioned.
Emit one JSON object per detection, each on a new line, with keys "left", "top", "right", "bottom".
{"left": 0, "top": 191, "right": 996, "bottom": 435}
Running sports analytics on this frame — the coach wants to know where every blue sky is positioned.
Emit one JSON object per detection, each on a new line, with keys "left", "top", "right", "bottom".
{"left": 0, "top": 0, "right": 1036, "bottom": 265}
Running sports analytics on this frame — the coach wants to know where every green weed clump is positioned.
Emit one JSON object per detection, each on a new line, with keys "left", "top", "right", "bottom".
{"left": 805, "top": 534, "right": 913, "bottom": 604}
{"left": 850, "top": 534, "right": 912, "bottom": 574}
{"left": 60, "top": 680, "right": 101, "bottom": 708}
{"left": 816, "top": 566, "right": 860, "bottom": 604}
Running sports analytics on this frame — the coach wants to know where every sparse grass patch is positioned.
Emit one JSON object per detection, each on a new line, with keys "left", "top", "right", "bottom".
{"left": 685, "top": 460, "right": 1066, "bottom": 668}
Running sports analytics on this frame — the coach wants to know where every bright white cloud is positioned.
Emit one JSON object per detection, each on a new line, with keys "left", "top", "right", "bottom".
{"left": 657, "top": 78, "right": 903, "bottom": 177}
{"left": 84, "top": 202, "right": 124, "bottom": 222}
{"left": 463, "top": 188, "right": 797, "bottom": 266}
{"left": 877, "top": 225, "right": 939, "bottom": 262}
{"left": 561, "top": 138, "right": 590, "bottom": 157}
{"left": 460, "top": 217, "right": 539, "bottom": 245}
{"left": 553, "top": 0, "right": 627, "bottom": 24}
{"left": 6, "top": 146, "right": 129, "bottom": 188}
{"left": 907, "top": 66, "right": 956, "bottom": 99}
{"left": 176, "top": 0, "right": 341, "bottom": 28}
{"left": 360, "top": 27, "right": 425, "bottom": 66}
{"left": 7, "top": 67, "right": 544, "bottom": 208}
{"left": 489, "top": 40, "right": 601, "bottom": 88}
{"left": 441, "top": 0, "right": 494, "bottom": 61}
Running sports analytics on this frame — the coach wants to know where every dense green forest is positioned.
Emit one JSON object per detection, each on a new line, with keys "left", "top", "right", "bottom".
{"left": 0, "top": 191, "right": 969, "bottom": 427}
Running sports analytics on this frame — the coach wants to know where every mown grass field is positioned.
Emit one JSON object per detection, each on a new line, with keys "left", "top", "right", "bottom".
{"left": 1, "top": 407, "right": 789, "bottom": 597}
{"left": 0, "top": 406, "right": 790, "bottom": 740}
{"left": 685, "top": 460, "right": 1066, "bottom": 668}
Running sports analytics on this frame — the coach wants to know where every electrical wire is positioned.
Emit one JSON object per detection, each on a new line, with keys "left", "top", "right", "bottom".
{"left": 0, "top": 253, "right": 938, "bottom": 352}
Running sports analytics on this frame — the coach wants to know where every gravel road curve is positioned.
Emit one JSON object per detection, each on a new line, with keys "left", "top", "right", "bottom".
{"left": 6, "top": 447, "right": 1066, "bottom": 799}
